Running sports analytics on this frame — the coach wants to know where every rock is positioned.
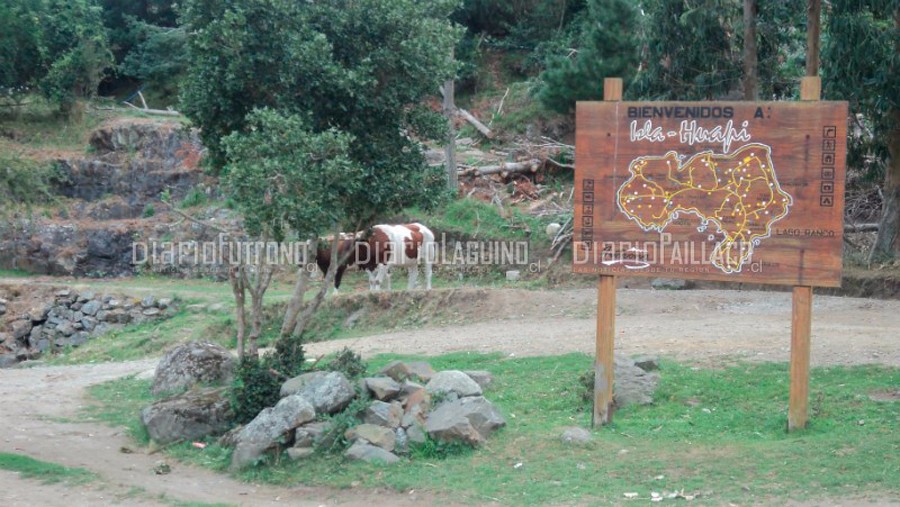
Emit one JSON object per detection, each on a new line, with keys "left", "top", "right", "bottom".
{"left": 158, "top": 298, "right": 173, "bottom": 309}
{"left": 401, "top": 381, "right": 429, "bottom": 410}
{"left": 394, "top": 428, "right": 409, "bottom": 455}
{"left": 207, "top": 303, "right": 226, "bottom": 313}
{"left": 78, "top": 291, "right": 95, "bottom": 302}
{"left": 364, "top": 400, "right": 404, "bottom": 428}
{"left": 505, "top": 270, "right": 520, "bottom": 282}
{"left": 546, "top": 222, "right": 562, "bottom": 239}
{"left": 364, "top": 377, "right": 401, "bottom": 401}
{"left": 140, "top": 387, "right": 232, "bottom": 445}
{"left": 379, "top": 360, "right": 412, "bottom": 382}
{"left": 280, "top": 371, "right": 355, "bottom": 415}
{"left": 28, "top": 304, "right": 52, "bottom": 323}
{"left": 613, "top": 358, "right": 660, "bottom": 407}
{"left": 151, "top": 342, "right": 235, "bottom": 396}
{"left": 81, "top": 316, "right": 97, "bottom": 332}
{"left": 346, "top": 424, "right": 396, "bottom": 451}
{"left": 280, "top": 371, "right": 327, "bottom": 397}
{"left": 407, "top": 361, "right": 435, "bottom": 382}
{"left": 287, "top": 447, "right": 315, "bottom": 460}
{"left": 11, "top": 320, "right": 32, "bottom": 341}
{"left": 560, "top": 427, "right": 593, "bottom": 446}
{"left": 650, "top": 278, "right": 689, "bottom": 290}
{"left": 426, "top": 370, "right": 482, "bottom": 398}
{"left": 463, "top": 370, "right": 493, "bottom": 389}
{"left": 142, "top": 308, "right": 161, "bottom": 317}
{"left": 0, "top": 353, "right": 18, "bottom": 368}
{"left": 633, "top": 355, "right": 660, "bottom": 372}
{"left": 70, "top": 332, "right": 89, "bottom": 347}
{"left": 425, "top": 396, "right": 506, "bottom": 447}
{"left": 0, "top": 304, "right": 5, "bottom": 316}
{"left": 406, "top": 424, "right": 427, "bottom": 444}
{"left": 294, "top": 422, "right": 328, "bottom": 448}
{"left": 230, "top": 394, "right": 316, "bottom": 470}
{"left": 141, "top": 295, "right": 157, "bottom": 308}
{"left": 344, "top": 442, "right": 400, "bottom": 465}
{"left": 55, "top": 290, "right": 71, "bottom": 297}
{"left": 56, "top": 321, "right": 75, "bottom": 337}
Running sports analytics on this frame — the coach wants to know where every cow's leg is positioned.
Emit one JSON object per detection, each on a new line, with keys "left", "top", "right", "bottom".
{"left": 407, "top": 264, "right": 418, "bottom": 290}
{"left": 424, "top": 260, "right": 432, "bottom": 290}
{"left": 383, "top": 264, "right": 392, "bottom": 291}
{"left": 366, "top": 269, "right": 380, "bottom": 291}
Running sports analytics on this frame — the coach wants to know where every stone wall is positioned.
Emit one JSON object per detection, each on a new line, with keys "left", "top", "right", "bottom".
{"left": 0, "top": 289, "right": 177, "bottom": 367}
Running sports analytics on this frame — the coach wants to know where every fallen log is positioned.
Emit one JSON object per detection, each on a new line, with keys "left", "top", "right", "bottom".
{"left": 844, "top": 223, "right": 879, "bottom": 233}
{"left": 459, "top": 159, "right": 542, "bottom": 177}
{"left": 457, "top": 108, "right": 493, "bottom": 139}
{"left": 123, "top": 101, "right": 182, "bottom": 117}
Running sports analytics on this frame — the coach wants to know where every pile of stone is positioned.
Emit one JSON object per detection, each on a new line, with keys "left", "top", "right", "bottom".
{"left": 0, "top": 289, "right": 176, "bottom": 367}
{"left": 231, "top": 359, "right": 505, "bottom": 468}
{"left": 138, "top": 344, "right": 506, "bottom": 469}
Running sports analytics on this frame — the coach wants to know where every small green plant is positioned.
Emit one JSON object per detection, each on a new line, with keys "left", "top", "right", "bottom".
{"left": 179, "top": 187, "right": 208, "bottom": 208}
{"left": 142, "top": 203, "right": 156, "bottom": 218}
{"left": 316, "top": 391, "right": 371, "bottom": 454}
{"left": 408, "top": 434, "right": 473, "bottom": 459}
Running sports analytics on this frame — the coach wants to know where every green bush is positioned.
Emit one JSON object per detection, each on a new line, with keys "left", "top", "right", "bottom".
{"left": 317, "top": 347, "right": 367, "bottom": 379}
{"left": 229, "top": 357, "right": 282, "bottom": 425}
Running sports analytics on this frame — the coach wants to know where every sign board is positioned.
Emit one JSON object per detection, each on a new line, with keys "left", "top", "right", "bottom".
{"left": 574, "top": 101, "right": 848, "bottom": 287}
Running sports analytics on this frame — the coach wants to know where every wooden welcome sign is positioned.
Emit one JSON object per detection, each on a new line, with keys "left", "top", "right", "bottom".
{"left": 574, "top": 101, "right": 847, "bottom": 287}
{"left": 576, "top": 77, "right": 848, "bottom": 431}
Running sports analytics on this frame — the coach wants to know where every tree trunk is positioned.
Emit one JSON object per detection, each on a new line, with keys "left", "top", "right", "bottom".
{"left": 742, "top": 0, "right": 759, "bottom": 100}
{"left": 229, "top": 265, "right": 247, "bottom": 360}
{"left": 281, "top": 239, "right": 316, "bottom": 338}
{"left": 443, "top": 79, "right": 458, "bottom": 192}
{"left": 292, "top": 223, "right": 343, "bottom": 337}
{"left": 869, "top": 107, "right": 900, "bottom": 262}
{"left": 806, "top": 0, "right": 821, "bottom": 77}
{"left": 246, "top": 265, "right": 273, "bottom": 359}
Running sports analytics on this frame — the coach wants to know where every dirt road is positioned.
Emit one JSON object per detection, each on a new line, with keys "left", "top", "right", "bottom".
{"left": 0, "top": 287, "right": 897, "bottom": 506}
{"left": 306, "top": 288, "right": 900, "bottom": 367}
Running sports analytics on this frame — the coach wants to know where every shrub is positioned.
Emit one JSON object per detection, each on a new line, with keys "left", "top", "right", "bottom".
{"left": 318, "top": 347, "right": 367, "bottom": 379}
{"left": 229, "top": 357, "right": 282, "bottom": 425}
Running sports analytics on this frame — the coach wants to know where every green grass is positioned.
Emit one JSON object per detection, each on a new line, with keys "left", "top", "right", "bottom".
{"left": 88, "top": 353, "right": 899, "bottom": 505}
{"left": 47, "top": 309, "right": 232, "bottom": 365}
{"left": 0, "top": 452, "right": 96, "bottom": 485}
{"left": 84, "top": 374, "right": 154, "bottom": 444}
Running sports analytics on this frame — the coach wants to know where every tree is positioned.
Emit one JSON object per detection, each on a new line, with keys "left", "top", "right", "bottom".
{"left": 823, "top": 1, "right": 900, "bottom": 261}
{"left": 38, "top": 0, "right": 113, "bottom": 113}
{"left": 0, "top": 0, "right": 113, "bottom": 114}
{"left": 181, "top": 0, "right": 461, "bottom": 349}
{"left": 633, "top": 0, "right": 743, "bottom": 100}
{"left": 536, "top": 0, "right": 640, "bottom": 113}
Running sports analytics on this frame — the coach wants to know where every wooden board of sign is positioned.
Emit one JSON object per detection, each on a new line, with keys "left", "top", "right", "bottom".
{"left": 574, "top": 99, "right": 848, "bottom": 287}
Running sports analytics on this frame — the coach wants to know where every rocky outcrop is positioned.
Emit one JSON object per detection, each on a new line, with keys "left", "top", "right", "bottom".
{"left": 141, "top": 387, "right": 232, "bottom": 445}
{"left": 425, "top": 370, "right": 483, "bottom": 398}
{"left": 57, "top": 121, "right": 203, "bottom": 204}
{"left": 151, "top": 341, "right": 234, "bottom": 396}
{"left": 0, "top": 119, "right": 235, "bottom": 278}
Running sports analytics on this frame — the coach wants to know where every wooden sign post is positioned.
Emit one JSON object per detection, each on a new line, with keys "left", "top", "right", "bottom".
{"left": 576, "top": 77, "right": 846, "bottom": 430}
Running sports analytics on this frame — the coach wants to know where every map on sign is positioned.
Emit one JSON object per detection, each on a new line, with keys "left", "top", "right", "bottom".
{"left": 616, "top": 143, "right": 793, "bottom": 273}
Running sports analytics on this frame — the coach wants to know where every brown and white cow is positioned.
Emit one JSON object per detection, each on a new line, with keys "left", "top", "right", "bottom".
{"left": 314, "top": 223, "right": 435, "bottom": 292}
{"left": 356, "top": 223, "right": 435, "bottom": 291}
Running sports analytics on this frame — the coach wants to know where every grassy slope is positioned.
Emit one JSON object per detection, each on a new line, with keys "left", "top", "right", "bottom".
{"left": 89, "top": 353, "right": 899, "bottom": 505}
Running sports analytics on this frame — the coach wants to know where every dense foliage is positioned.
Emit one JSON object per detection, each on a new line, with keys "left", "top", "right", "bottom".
{"left": 0, "top": 0, "right": 113, "bottom": 113}
{"left": 537, "top": 0, "right": 639, "bottom": 113}
{"left": 185, "top": 0, "right": 460, "bottom": 227}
